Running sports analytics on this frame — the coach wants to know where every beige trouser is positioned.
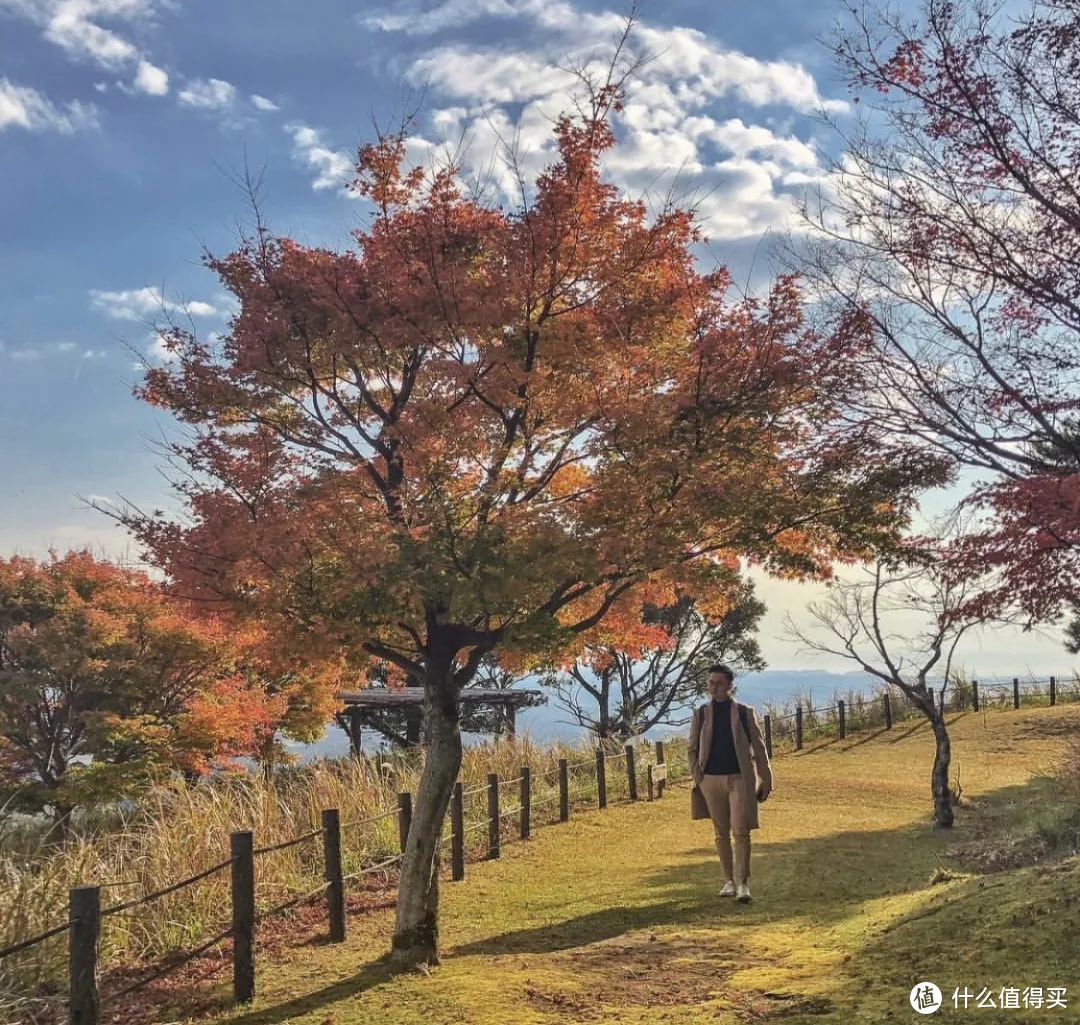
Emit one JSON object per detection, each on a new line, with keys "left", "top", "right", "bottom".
{"left": 698, "top": 772, "right": 751, "bottom": 883}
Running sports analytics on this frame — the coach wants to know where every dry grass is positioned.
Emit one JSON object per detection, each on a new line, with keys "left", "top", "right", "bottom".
{"left": 0, "top": 734, "right": 688, "bottom": 1023}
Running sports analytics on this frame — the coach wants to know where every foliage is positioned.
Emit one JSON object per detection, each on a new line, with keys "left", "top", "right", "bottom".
{"left": 796, "top": 0, "right": 1080, "bottom": 631}
{"left": 547, "top": 571, "right": 767, "bottom": 738}
{"left": 0, "top": 551, "right": 281, "bottom": 822}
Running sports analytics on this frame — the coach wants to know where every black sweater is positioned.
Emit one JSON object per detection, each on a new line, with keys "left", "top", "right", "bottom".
{"left": 703, "top": 698, "right": 741, "bottom": 775}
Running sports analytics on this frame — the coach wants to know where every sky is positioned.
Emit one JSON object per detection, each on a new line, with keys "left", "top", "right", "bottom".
{"left": 0, "top": 0, "right": 1074, "bottom": 678}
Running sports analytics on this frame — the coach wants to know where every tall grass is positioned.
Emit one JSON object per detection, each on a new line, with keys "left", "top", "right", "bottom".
{"left": 0, "top": 731, "right": 686, "bottom": 1021}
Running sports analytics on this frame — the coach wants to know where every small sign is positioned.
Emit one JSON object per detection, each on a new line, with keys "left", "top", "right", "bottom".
{"left": 651, "top": 763, "right": 667, "bottom": 782}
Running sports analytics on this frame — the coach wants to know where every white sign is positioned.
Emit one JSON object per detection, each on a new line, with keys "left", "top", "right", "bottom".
{"left": 651, "top": 763, "right": 667, "bottom": 782}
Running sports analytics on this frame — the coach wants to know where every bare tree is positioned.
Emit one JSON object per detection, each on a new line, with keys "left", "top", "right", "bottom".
{"left": 549, "top": 586, "right": 766, "bottom": 741}
{"left": 784, "top": 535, "right": 1023, "bottom": 827}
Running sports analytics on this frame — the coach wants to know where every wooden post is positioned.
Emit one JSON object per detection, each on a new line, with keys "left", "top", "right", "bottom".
{"left": 558, "top": 758, "right": 569, "bottom": 822}
{"left": 595, "top": 749, "right": 607, "bottom": 809}
{"left": 654, "top": 740, "right": 665, "bottom": 798}
{"left": 397, "top": 792, "right": 412, "bottom": 854}
{"left": 838, "top": 700, "right": 846, "bottom": 740}
{"left": 451, "top": 782, "right": 465, "bottom": 881}
{"left": 795, "top": 706, "right": 803, "bottom": 750}
{"left": 230, "top": 830, "right": 255, "bottom": 1004}
{"left": 321, "top": 809, "right": 345, "bottom": 943}
{"left": 487, "top": 772, "right": 500, "bottom": 859}
{"left": 1050, "top": 675, "right": 1057, "bottom": 707}
{"left": 69, "top": 886, "right": 100, "bottom": 1025}
{"left": 1013, "top": 677, "right": 1021, "bottom": 710}
{"left": 625, "top": 743, "right": 638, "bottom": 801}
{"left": 972, "top": 681, "right": 979, "bottom": 713}
{"left": 883, "top": 692, "right": 892, "bottom": 729}
{"left": 647, "top": 763, "right": 655, "bottom": 801}
{"left": 520, "top": 766, "right": 531, "bottom": 840}
{"left": 763, "top": 714, "right": 773, "bottom": 758}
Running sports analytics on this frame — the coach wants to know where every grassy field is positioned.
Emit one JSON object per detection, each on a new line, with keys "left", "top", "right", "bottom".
{"left": 146, "top": 703, "right": 1080, "bottom": 1025}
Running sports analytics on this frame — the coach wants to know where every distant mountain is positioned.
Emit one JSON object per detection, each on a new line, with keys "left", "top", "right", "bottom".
{"left": 287, "top": 668, "right": 891, "bottom": 762}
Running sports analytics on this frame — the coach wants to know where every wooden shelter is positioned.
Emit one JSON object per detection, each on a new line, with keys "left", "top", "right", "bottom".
{"left": 334, "top": 687, "right": 544, "bottom": 755}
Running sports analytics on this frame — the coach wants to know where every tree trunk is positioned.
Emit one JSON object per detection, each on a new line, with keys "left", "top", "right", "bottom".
{"left": 929, "top": 712, "right": 954, "bottom": 828}
{"left": 390, "top": 658, "right": 461, "bottom": 966}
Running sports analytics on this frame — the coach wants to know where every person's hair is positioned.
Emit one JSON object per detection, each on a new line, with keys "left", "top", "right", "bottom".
{"left": 707, "top": 664, "right": 735, "bottom": 683}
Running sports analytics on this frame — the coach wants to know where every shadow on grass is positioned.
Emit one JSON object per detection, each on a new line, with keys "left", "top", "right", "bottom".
{"left": 211, "top": 953, "right": 400, "bottom": 1025}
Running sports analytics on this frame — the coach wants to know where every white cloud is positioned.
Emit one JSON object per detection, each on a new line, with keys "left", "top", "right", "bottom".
{"left": 286, "top": 122, "right": 354, "bottom": 192}
{"left": 133, "top": 59, "right": 168, "bottom": 96}
{"left": 56, "top": 341, "right": 77, "bottom": 351}
{"left": 359, "top": 0, "right": 845, "bottom": 240}
{"left": 250, "top": 93, "right": 279, "bottom": 112}
{"left": 10, "top": 347, "right": 41, "bottom": 361}
{"left": 89, "top": 286, "right": 221, "bottom": 321}
{"left": 0, "top": 0, "right": 170, "bottom": 95}
{"left": 177, "top": 77, "right": 237, "bottom": 111}
{"left": 147, "top": 333, "right": 178, "bottom": 362}
{"left": 0, "top": 77, "right": 97, "bottom": 133}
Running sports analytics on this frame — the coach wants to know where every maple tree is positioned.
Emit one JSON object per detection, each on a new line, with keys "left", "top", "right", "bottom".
{"left": 547, "top": 573, "right": 766, "bottom": 740}
{"left": 0, "top": 551, "right": 278, "bottom": 837}
{"left": 122, "top": 74, "right": 947, "bottom": 963}
{"left": 795, "top": 0, "right": 1080, "bottom": 636}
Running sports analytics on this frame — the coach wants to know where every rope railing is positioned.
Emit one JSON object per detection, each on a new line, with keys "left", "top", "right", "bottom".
{"left": 101, "top": 858, "right": 233, "bottom": 918}
{"left": 253, "top": 827, "right": 323, "bottom": 857}
{"left": 341, "top": 852, "right": 404, "bottom": 883}
{"left": 108, "top": 925, "right": 233, "bottom": 999}
{"left": 0, "top": 920, "right": 70, "bottom": 960}
{"left": 259, "top": 881, "right": 330, "bottom": 921}
{"left": 339, "top": 807, "right": 397, "bottom": 830}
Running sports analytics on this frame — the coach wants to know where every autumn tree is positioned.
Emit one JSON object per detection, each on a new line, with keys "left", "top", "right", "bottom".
{"left": 0, "top": 551, "right": 276, "bottom": 836}
{"left": 547, "top": 574, "right": 766, "bottom": 740}
{"left": 794, "top": 0, "right": 1080, "bottom": 636}
{"left": 121, "top": 68, "right": 947, "bottom": 964}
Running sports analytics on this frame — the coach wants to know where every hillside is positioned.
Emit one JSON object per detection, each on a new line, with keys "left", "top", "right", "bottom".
{"left": 178, "top": 705, "right": 1079, "bottom": 1025}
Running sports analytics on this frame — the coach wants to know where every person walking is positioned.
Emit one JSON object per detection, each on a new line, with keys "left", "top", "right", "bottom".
{"left": 687, "top": 664, "right": 773, "bottom": 902}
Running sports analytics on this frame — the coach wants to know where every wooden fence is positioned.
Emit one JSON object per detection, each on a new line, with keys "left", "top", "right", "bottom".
{"left": 760, "top": 674, "right": 1076, "bottom": 757}
{"left": 1, "top": 741, "right": 674, "bottom": 1025}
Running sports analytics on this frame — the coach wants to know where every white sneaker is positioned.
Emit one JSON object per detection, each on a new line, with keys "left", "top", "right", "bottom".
{"left": 736, "top": 882, "right": 752, "bottom": 903}
{"left": 719, "top": 879, "right": 736, "bottom": 897}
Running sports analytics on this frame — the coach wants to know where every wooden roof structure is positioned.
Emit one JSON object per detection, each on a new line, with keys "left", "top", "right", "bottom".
{"left": 334, "top": 687, "right": 545, "bottom": 753}
{"left": 335, "top": 687, "right": 543, "bottom": 708}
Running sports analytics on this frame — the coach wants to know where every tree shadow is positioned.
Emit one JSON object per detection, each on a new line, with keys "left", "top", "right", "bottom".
{"left": 448, "top": 816, "right": 956, "bottom": 959}
{"left": 210, "top": 953, "right": 400, "bottom": 1025}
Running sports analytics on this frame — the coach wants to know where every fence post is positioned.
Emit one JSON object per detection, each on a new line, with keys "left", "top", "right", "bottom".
{"left": 1050, "top": 675, "right": 1057, "bottom": 707}
{"left": 883, "top": 692, "right": 892, "bottom": 729}
{"left": 654, "top": 741, "right": 665, "bottom": 798}
{"left": 763, "top": 714, "right": 773, "bottom": 758}
{"left": 838, "top": 700, "right": 846, "bottom": 740}
{"left": 321, "top": 809, "right": 345, "bottom": 943}
{"left": 596, "top": 749, "right": 607, "bottom": 809}
{"left": 558, "top": 758, "right": 569, "bottom": 821}
{"left": 795, "top": 706, "right": 804, "bottom": 750}
{"left": 397, "top": 792, "right": 412, "bottom": 854}
{"left": 972, "top": 681, "right": 979, "bottom": 713}
{"left": 625, "top": 743, "right": 638, "bottom": 801}
{"left": 451, "top": 781, "right": 465, "bottom": 881}
{"left": 487, "top": 772, "right": 500, "bottom": 859}
{"left": 69, "top": 885, "right": 100, "bottom": 1025}
{"left": 520, "top": 766, "right": 531, "bottom": 840}
{"left": 1013, "top": 677, "right": 1021, "bottom": 710}
{"left": 230, "top": 830, "right": 255, "bottom": 1004}
{"left": 647, "top": 763, "right": 655, "bottom": 801}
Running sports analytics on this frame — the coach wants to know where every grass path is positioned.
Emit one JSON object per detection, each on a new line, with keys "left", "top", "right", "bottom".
{"left": 189, "top": 706, "right": 1080, "bottom": 1025}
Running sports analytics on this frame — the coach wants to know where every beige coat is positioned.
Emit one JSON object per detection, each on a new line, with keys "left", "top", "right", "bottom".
{"left": 687, "top": 699, "right": 774, "bottom": 830}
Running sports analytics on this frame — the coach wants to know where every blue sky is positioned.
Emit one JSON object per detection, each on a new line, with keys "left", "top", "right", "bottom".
{"left": 0, "top": 0, "right": 1073, "bottom": 675}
